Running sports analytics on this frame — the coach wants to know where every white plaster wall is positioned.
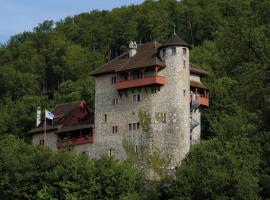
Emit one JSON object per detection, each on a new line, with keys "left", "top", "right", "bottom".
{"left": 190, "top": 74, "right": 201, "bottom": 82}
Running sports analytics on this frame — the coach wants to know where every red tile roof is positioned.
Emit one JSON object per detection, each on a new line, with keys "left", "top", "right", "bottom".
{"left": 190, "top": 63, "right": 208, "bottom": 76}
{"left": 90, "top": 42, "right": 165, "bottom": 76}
{"left": 90, "top": 40, "right": 208, "bottom": 77}
{"left": 190, "top": 80, "right": 208, "bottom": 90}
{"left": 28, "top": 100, "right": 94, "bottom": 134}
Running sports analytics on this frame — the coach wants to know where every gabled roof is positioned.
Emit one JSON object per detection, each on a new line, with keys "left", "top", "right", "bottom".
{"left": 159, "top": 34, "right": 192, "bottom": 49}
{"left": 51, "top": 100, "right": 82, "bottom": 126}
{"left": 190, "top": 63, "right": 209, "bottom": 76}
{"left": 28, "top": 100, "right": 94, "bottom": 134}
{"left": 90, "top": 42, "right": 165, "bottom": 76}
{"left": 190, "top": 80, "right": 208, "bottom": 90}
{"left": 90, "top": 39, "right": 207, "bottom": 77}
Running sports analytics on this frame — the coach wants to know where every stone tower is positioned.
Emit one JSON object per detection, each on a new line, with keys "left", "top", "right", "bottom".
{"left": 152, "top": 33, "right": 192, "bottom": 168}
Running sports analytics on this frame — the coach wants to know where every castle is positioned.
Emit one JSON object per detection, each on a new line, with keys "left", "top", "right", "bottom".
{"left": 29, "top": 33, "right": 209, "bottom": 174}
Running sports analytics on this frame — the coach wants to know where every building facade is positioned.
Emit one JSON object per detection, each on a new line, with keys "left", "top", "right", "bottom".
{"left": 30, "top": 34, "right": 209, "bottom": 175}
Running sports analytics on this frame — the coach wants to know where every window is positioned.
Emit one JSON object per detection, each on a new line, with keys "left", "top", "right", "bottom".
{"left": 133, "top": 94, "right": 141, "bottom": 103}
{"left": 183, "top": 60, "right": 186, "bottom": 68}
{"left": 183, "top": 89, "right": 186, "bottom": 97}
{"left": 112, "top": 126, "right": 118, "bottom": 133}
{"left": 151, "top": 86, "right": 160, "bottom": 93}
{"left": 163, "top": 49, "right": 166, "bottom": 57}
{"left": 171, "top": 47, "right": 176, "bottom": 55}
{"left": 39, "top": 139, "right": 44, "bottom": 146}
{"left": 163, "top": 113, "right": 166, "bottom": 123}
{"left": 183, "top": 48, "right": 187, "bottom": 56}
{"left": 129, "top": 122, "right": 140, "bottom": 131}
{"left": 135, "top": 145, "right": 138, "bottom": 153}
{"left": 133, "top": 123, "right": 136, "bottom": 130}
{"left": 108, "top": 149, "right": 112, "bottom": 157}
{"left": 137, "top": 122, "right": 140, "bottom": 129}
{"left": 112, "top": 98, "right": 119, "bottom": 105}
{"left": 104, "top": 114, "right": 107, "bottom": 123}
{"left": 111, "top": 76, "right": 117, "bottom": 84}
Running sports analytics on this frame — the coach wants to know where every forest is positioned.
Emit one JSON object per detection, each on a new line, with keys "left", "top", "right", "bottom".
{"left": 0, "top": 0, "right": 270, "bottom": 199}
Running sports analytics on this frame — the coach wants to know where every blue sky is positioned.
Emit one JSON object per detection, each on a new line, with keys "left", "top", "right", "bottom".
{"left": 0, "top": 0, "right": 144, "bottom": 44}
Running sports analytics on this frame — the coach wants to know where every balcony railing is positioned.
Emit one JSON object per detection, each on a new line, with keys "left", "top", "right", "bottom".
{"left": 116, "top": 75, "right": 166, "bottom": 90}
{"left": 191, "top": 94, "right": 209, "bottom": 107}
{"left": 196, "top": 96, "right": 209, "bottom": 107}
{"left": 57, "top": 134, "right": 94, "bottom": 148}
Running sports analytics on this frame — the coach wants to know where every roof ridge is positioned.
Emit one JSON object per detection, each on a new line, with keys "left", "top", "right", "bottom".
{"left": 52, "top": 100, "right": 83, "bottom": 114}
{"left": 54, "top": 100, "right": 82, "bottom": 108}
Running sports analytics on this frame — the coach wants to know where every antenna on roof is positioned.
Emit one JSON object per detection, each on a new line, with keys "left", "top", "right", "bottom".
{"left": 173, "top": 23, "right": 176, "bottom": 35}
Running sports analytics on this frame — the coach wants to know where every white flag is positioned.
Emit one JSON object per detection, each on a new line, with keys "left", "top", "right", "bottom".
{"left": 45, "top": 110, "right": 54, "bottom": 120}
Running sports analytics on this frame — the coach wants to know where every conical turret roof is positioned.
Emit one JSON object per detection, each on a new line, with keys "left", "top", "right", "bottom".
{"left": 160, "top": 33, "right": 192, "bottom": 49}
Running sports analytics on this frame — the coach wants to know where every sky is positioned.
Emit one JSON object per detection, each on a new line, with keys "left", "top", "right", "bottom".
{"left": 0, "top": 0, "right": 144, "bottom": 44}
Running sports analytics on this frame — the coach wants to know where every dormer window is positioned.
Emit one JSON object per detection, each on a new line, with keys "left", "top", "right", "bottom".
{"left": 171, "top": 47, "right": 176, "bottom": 55}
{"left": 183, "top": 48, "right": 187, "bottom": 56}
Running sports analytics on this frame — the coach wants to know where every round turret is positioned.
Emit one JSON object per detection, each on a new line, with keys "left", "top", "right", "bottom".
{"left": 159, "top": 33, "right": 191, "bottom": 61}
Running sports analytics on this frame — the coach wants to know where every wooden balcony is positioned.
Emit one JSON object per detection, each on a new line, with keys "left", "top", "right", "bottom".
{"left": 116, "top": 75, "right": 166, "bottom": 90}
{"left": 191, "top": 95, "right": 209, "bottom": 107}
{"left": 196, "top": 96, "right": 209, "bottom": 107}
{"left": 57, "top": 134, "right": 94, "bottom": 148}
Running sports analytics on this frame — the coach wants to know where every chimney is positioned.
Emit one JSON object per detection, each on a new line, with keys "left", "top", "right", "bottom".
{"left": 129, "top": 41, "right": 137, "bottom": 57}
{"left": 36, "top": 107, "right": 41, "bottom": 127}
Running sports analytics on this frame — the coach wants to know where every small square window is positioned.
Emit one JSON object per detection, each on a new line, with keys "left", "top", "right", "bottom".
{"left": 108, "top": 149, "right": 112, "bottom": 157}
{"left": 133, "top": 123, "right": 136, "bottom": 130}
{"left": 137, "top": 122, "right": 140, "bottom": 129}
{"left": 112, "top": 126, "right": 118, "bottom": 133}
{"left": 133, "top": 94, "right": 141, "bottom": 103}
{"left": 171, "top": 47, "right": 176, "bottom": 55}
{"left": 112, "top": 98, "right": 119, "bottom": 105}
{"left": 183, "top": 48, "right": 187, "bottom": 56}
{"left": 133, "top": 95, "right": 137, "bottom": 103}
{"left": 163, "top": 113, "right": 166, "bottom": 123}
{"left": 135, "top": 145, "right": 138, "bottom": 153}
{"left": 129, "top": 123, "right": 132, "bottom": 131}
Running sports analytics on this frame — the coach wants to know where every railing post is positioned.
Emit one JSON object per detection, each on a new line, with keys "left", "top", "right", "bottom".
{"left": 155, "top": 66, "right": 159, "bottom": 75}
{"left": 141, "top": 69, "right": 145, "bottom": 78}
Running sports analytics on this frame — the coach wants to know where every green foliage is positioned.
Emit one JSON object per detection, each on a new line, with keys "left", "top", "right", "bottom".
{"left": 122, "top": 138, "right": 145, "bottom": 163}
{"left": 148, "top": 147, "right": 171, "bottom": 178}
{"left": 0, "top": 0, "right": 270, "bottom": 199}
{"left": 139, "top": 110, "right": 151, "bottom": 134}
{"left": 0, "top": 136, "right": 145, "bottom": 200}
{"left": 171, "top": 138, "right": 261, "bottom": 200}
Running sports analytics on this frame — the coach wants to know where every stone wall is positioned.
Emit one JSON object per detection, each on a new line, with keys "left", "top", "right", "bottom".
{"left": 32, "top": 132, "right": 58, "bottom": 151}
{"left": 93, "top": 45, "right": 191, "bottom": 173}
{"left": 191, "top": 109, "right": 201, "bottom": 145}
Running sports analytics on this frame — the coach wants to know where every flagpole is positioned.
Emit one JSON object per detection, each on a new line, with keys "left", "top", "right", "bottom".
{"left": 44, "top": 109, "right": 47, "bottom": 147}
